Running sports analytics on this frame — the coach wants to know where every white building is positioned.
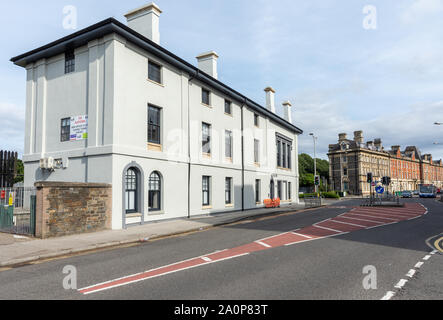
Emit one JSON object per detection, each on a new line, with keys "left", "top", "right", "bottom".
{"left": 11, "top": 3, "right": 303, "bottom": 229}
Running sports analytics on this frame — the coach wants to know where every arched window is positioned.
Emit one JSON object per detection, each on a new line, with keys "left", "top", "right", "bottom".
{"left": 149, "top": 171, "right": 161, "bottom": 211}
{"left": 125, "top": 168, "right": 138, "bottom": 214}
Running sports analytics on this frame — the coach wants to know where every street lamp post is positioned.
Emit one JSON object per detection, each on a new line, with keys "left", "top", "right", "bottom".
{"left": 309, "top": 133, "right": 318, "bottom": 193}
{"left": 435, "top": 122, "right": 442, "bottom": 125}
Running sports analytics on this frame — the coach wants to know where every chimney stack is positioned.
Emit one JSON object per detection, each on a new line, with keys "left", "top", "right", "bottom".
{"left": 338, "top": 133, "right": 347, "bottom": 141}
{"left": 391, "top": 145, "right": 400, "bottom": 152}
{"left": 282, "top": 101, "right": 292, "bottom": 123}
{"left": 125, "top": 3, "right": 162, "bottom": 45}
{"left": 374, "top": 138, "right": 382, "bottom": 150}
{"left": 354, "top": 130, "right": 363, "bottom": 144}
{"left": 196, "top": 51, "right": 219, "bottom": 79}
{"left": 264, "top": 87, "right": 276, "bottom": 113}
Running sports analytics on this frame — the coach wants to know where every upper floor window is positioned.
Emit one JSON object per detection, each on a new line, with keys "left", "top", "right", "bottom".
{"left": 202, "top": 88, "right": 211, "bottom": 106}
{"left": 224, "top": 100, "right": 232, "bottom": 115}
{"left": 148, "top": 61, "right": 162, "bottom": 84}
{"left": 225, "top": 130, "right": 232, "bottom": 159}
{"left": 148, "top": 105, "right": 161, "bottom": 145}
{"left": 60, "top": 118, "right": 71, "bottom": 142}
{"left": 65, "top": 50, "right": 75, "bottom": 74}
{"left": 254, "top": 114, "right": 259, "bottom": 127}
{"left": 254, "top": 139, "right": 260, "bottom": 164}
{"left": 202, "top": 123, "right": 211, "bottom": 154}
{"left": 276, "top": 134, "right": 292, "bottom": 169}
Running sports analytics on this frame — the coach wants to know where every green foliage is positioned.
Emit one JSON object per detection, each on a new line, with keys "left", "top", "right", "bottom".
{"left": 14, "top": 159, "right": 24, "bottom": 184}
{"left": 298, "top": 153, "right": 329, "bottom": 187}
{"left": 299, "top": 191, "right": 340, "bottom": 199}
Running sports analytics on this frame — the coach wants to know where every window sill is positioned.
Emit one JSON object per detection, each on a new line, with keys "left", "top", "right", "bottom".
{"left": 224, "top": 112, "right": 233, "bottom": 117}
{"left": 225, "top": 157, "right": 233, "bottom": 163}
{"left": 148, "top": 143, "right": 162, "bottom": 152}
{"left": 201, "top": 103, "right": 212, "bottom": 109}
{"left": 225, "top": 204, "right": 234, "bottom": 208}
{"left": 254, "top": 162, "right": 261, "bottom": 167}
{"left": 147, "top": 78, "right": 164, "bottom": 87}
{"left": 277, "top": 166, "right": 292, "bottom": 172}
{"left": 202, "top": 205, "right": 212, "bottom": 210}
{"left": 202, "top": 153, "right": 212, "bottom": 159}
{"left": 148, "top": 210, "right": 164, "bottom": 216}
{"left": 126, "top": 213, "right": 142, "bottom": 218}
{"left": 256, "top": 201, "right": 262, "bottom": 205}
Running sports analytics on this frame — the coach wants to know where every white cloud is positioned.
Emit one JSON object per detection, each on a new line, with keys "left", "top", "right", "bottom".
{"left": 294, "top": 97, "right": 443, "bottom": 161}
{"left": 400, "top": 0, "right": 443, "bottom": 24}
{"left": 0, "top": 102, "right": 25, "bottom": 155}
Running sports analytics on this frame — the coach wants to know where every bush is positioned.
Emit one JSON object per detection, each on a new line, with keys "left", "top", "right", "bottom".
{"left": 299, "top": 192, "right": 340, "bottom": 199}
{"left": 321, "top": 191, "right": 340, "bottom": 199}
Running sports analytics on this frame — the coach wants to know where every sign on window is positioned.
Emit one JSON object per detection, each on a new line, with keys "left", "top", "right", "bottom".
{"left": 70, "top": 115, "right": 88, "bottom": 141}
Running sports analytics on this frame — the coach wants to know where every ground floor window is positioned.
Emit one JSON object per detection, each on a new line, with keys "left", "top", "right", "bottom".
{"left": 255, "top": 179, "right": 261, "bottom": 203}
{"left": 277, "top": 181, "right": 282, "bottom": 199}
{"left": 202, "top": 176, "right": 211, "bottom": 206}
{"left": 125, "top": 168, "right": 138, "bottom": 214}
{"left": 149, "top": 171, "right": 161, "bottom": 211}
{"left": 225, "top": 177, "right": 232, "bottom": 204}
{"left": 288, "top": 182, "right": 292, "bottom": 200}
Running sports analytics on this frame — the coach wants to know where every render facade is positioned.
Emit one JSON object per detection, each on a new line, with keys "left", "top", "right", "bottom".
{"left": 12, "top": 3, "right": 303, "bottom": 229}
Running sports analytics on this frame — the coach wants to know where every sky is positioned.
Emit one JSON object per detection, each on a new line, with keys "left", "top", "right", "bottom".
{"left": 1, "top": 0, "right": 442, "bottom": 160}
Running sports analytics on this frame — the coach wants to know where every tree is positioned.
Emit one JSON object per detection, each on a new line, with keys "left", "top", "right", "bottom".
{"left": 298, "top": 153, "right": 329, "bottom": 187}
{"left": 14, "top": 159, "right": 24, "bottom": 184}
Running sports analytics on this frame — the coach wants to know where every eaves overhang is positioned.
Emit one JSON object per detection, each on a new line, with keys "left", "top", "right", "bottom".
{"left": 11, "top": 18, "right": 303, "bottom": 135}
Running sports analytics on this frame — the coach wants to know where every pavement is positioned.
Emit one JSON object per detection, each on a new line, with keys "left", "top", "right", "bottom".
{"left": 0, "top": 198, "right": 343, "bottom": 268}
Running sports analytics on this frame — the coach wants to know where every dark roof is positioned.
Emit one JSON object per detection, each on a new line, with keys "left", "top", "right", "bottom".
{"left": 11, "top": 18, "right": 303, "bottom": 134}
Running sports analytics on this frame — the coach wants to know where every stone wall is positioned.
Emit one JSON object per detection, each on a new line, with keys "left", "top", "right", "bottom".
{"left": 35, "top": 181, "right": 112, "bottom": 238}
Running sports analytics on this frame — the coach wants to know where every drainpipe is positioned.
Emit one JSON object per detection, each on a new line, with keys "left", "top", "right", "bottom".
{"left": 187, "top": 70, "right": 198, "bottom": 218}
{"left": 241, "top": 99, "right": 246, "bottom": 211}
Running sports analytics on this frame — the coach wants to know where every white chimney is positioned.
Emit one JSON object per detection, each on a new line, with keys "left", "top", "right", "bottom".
{"left": 196, "top": 51, "right": 219, "bottom": 79}
{"left": 283, "top": 100, "right": 292, "bottom": 123}
{"left": 125, "top": 3, "right": 162, "bottom": 45}
{"left": 264, "top": 87, "right": 276, "bottom": 113}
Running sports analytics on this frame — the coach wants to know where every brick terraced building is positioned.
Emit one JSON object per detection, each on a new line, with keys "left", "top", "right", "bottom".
{"left": 328, "top": 131, "right": 443, "bottom": 195}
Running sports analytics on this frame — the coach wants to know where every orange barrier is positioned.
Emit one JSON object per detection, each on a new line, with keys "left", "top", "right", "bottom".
{"left": 264, "top": 198, "right": 280, "bottom": 208}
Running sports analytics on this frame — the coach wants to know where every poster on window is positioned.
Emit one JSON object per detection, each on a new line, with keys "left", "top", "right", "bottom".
{"left": 70, "top": 115, "right": 88, "bottom": 141}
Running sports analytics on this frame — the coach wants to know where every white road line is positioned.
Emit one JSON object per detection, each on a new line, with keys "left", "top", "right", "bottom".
{"left": 328, "top": 219, "right": 366, "bottom": 228}
{"left": 338, "top": 215, "right": 383, "bottom": 224}
{"left": 365, "top": 221, "right": 397, "bottom": 229}
{"left": 431, "top": 250, "right": 437, "bottom": 255}
{"left": 81, "top": 252, "right": 250, "bottom": 295}
{"left": 285, "top": 232, "right": 349, "bottom": 247}
{"left": 381, "top": 291, "right": 396, "bottom": 300}
{"left": 394, "top": 279, "right": 408, "bottom": 289}
{"left": 349, "top": 213, "right": 398, "bottom": 221}
{"left": 414, "top": 262, "right": 424, "bottom": 269}
{"left": 406, "top": 269, "right": 416, "bottom": 278}
{"left": 201, "top": 257, "right": 212, "bottom": 262}
{"left": 291, "top": 232, "right": 313, "bottom": 239}
{"left": 255, "top": 241, "right": 272, "bottom": 248}
{"left": 423, "top": 255, "right": 431, "bottom": 260}
{"left": 313, "top": 224, "right": 343, "bottom": 233}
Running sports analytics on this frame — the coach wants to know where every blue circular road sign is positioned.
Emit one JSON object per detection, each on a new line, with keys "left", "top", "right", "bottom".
{"left": 375, "top": 186, "right": 385, "bottom": 194}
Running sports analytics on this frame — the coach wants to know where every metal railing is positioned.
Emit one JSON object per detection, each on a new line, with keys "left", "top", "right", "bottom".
{"left": 304, "top": 196, "right": 322, "bottom": 208}
{"left": 361, "top": 193, "right": 400, "bottom": 207}
{"left": 0, "top": 187, "right": 36, "bottom": 235}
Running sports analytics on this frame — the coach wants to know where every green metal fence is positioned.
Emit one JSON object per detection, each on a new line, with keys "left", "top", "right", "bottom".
{"left": 0, "top": 188, "right": 36, "bottom": 236}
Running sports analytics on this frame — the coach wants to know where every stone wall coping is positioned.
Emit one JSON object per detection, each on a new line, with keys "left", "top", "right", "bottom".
{"left": 35, "top": 181, "right": 112, "bottom": 189}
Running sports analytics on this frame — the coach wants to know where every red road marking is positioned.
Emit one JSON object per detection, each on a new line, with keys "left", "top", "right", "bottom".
{"left": 317, "top": 220, "right": 363, "bottom": 232}
{"left": 334, "top": 216, "right": 382, "bottom": 227}
{"left": 78, "top": 203, "right": 428, "bottom": 295}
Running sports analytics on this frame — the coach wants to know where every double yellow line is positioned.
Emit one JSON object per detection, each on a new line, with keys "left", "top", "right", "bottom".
{"left": 434, "top": 237, "right": 443, "bottom": 253}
